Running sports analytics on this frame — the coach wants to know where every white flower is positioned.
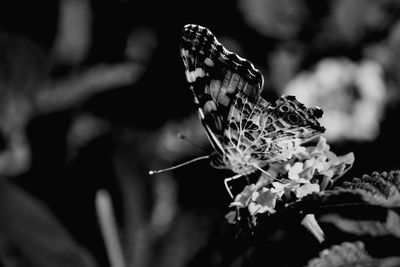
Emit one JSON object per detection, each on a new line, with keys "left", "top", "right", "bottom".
{"left": 229, "top": 184, "right": 278, "bottom": 217}
{"left": 248, "top": 187, "right": 277, "bottom": 215}
{"left": 296, "top": 183, "right": 320, "bottom": 198}
{"left": 226, "top": 136, "right": 354, "bottom": 225}
{"left": 285, "top": 58, "right": 387, "bottom": 142}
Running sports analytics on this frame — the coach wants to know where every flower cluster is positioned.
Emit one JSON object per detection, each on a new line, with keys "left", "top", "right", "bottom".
{"left": 284, "top": 58, "right": 387, "bottom": 142}
{"left": 226, "top": 136, "right": 354, "bottom": 224}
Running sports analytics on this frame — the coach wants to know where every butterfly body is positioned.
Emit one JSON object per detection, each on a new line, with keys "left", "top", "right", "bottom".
{"left": 181, "top": 24, "right": 325, "bottom": 179}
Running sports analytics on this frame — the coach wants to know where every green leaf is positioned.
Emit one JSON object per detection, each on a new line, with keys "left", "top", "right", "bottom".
{"left": 320, "top": 210, "right": 400, "bottom": 237}
{"left": 334, "top": 171, "right": 400, "bottom": 207}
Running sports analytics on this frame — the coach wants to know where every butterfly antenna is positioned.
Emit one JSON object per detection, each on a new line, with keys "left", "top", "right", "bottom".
{"left": 177, "top": 132, "right": 208, "bottom": 151}
{"left": 148, "top": 155, "right": 210, "bottom": 175}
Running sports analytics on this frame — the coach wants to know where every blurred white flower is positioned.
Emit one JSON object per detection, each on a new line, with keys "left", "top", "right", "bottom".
{"left": 67, "top": 113, "right": 110, "bottom": 152}
{"left": 237, "top": 0, "right": 306, "bottom": 40}
{"left": 284, "top": 58, "right": 387, "bottom": 142}
{"left": 125, "top": 26, "right": 158, "bottom": 65}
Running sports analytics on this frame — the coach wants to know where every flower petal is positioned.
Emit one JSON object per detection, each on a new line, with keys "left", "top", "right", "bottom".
{"left": 296, "top": 183, "right": 320, "bottom": 198}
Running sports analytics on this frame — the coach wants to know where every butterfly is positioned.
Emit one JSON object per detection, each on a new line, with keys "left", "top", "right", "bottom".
{"left": 180, "top": 24, "right": 325, "bottom": 198}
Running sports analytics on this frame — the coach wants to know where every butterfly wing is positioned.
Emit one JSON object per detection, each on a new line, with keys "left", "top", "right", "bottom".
{"left": 225, "top": 94, "right": 325, "bottom": 170}
{"left": 181, "top": 24, "right": 325, "bottom": 174}
{"left": 257, "top": 95, "right": 325, "bottom": 163}
{"left": 180, "top": 24, "right": 263, "bottom": 157}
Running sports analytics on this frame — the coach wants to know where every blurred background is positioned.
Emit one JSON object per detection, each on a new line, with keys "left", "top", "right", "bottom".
{"left": 1, "top": 0, "right": 400, "bottom": 266}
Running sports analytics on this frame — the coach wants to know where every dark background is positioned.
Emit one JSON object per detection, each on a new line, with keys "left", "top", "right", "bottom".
{"left": 1, "top": 0, "right": 400, "bottom": 266}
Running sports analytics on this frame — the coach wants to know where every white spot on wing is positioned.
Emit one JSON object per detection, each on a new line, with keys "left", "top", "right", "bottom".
{"left": 204, "top": 100, "right": 217, "bottom": 113}
{"left": 195, "top": 67, "right": 205, "bottom": 78}
{"left": 204, "top": 57, "right": 214, "bottom": 66}
{"left": 181, "top": 49, "right": 189, "bottom": 57}
{"left": 185, "top": 70, "right": 195, "bottom": 82}
{"left": 185, "top": 68, "right": 205, "bottom": 82}
{"left": 198, "top": 108, "right": 205, "bottom": 119}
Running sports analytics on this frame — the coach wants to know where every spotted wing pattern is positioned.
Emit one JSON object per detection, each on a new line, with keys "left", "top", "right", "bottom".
{"left": 180, "top": 24, "right": 325, "bottom": 175}
{"left": 181, "top": 24, "right": 263, "bottom": 155}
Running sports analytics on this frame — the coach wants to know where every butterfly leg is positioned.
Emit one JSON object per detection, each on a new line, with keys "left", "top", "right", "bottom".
{"left": 224, "top": 173, "right": 244, "bottom": 199}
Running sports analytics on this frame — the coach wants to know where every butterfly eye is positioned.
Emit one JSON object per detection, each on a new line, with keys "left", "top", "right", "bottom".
{"left": 287, "top": 113, "right": 300, "bottom": 124}
{"left": 280, "top": 104, "right": 290, "bottom": 113}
